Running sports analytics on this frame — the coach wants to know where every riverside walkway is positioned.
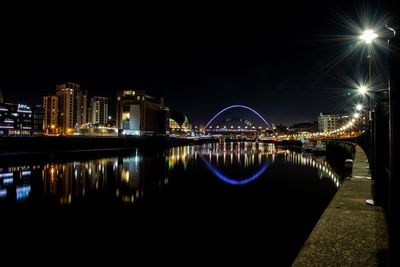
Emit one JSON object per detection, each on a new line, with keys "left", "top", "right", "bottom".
{"left": 292, "top": 145, "right": 389, "bottom": 266}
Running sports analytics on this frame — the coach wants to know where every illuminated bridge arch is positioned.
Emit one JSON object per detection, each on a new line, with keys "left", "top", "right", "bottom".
{"left": 204, "top": 105, "right": 274, "bottom": 132}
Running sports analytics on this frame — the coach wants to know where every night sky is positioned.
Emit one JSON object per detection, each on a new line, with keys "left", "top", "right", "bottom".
{"left": 0, "top": 0, "right": 395, "bottom": 125}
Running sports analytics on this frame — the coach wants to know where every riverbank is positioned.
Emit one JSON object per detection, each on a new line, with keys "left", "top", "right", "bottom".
{"left": 0, "top": 137, "right": 305, "bottom": 166}
{"left": 0, "top": 136, "right": 302, "bottom": 157}
{"left": 292, "top": 145, "right": 389, "bottom": 266}
{"left": 0, "top": 136, "right": 219, "bottom": 160}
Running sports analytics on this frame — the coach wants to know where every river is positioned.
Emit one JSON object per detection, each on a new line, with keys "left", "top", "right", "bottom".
{"left": 0, "top": 141, "right": 341, "bottom": 265}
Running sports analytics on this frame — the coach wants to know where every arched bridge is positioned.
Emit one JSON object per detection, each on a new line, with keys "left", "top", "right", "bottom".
{"left": 204, "top": 105, "right": 275, "bottom": 133}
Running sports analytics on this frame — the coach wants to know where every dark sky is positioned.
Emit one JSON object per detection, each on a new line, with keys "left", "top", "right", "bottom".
{"left": 0, "top": 0, "right": 395, "bottom": 125}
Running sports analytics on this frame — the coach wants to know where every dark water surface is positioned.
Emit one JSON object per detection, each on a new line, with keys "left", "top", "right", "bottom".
{"left": 0, "top": 142, "right": 341, "bottom": 265}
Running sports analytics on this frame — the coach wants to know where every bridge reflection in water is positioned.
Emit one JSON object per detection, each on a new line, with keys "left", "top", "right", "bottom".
{"left": 0, "top": 142, "right": 340, "bottom": 207}
{"left": 168, "top": 142, "right": 340, "bottom": 188}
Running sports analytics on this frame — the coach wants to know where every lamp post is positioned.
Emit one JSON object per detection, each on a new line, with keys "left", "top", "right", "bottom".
{"left": 360, "top": 29, "right": 377, "bottom": 121}
{"left": 357, "top": 86, "right": 369, "bottom": 131}
{"left": 360, "top": 29, "right": 377, "bottom": 206}
{"left": 359, "top": 29, "right": 377, "bottom": 142}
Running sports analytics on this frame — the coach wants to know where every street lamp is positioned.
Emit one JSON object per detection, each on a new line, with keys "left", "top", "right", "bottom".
{"left": 360, "top": 29, "right": 377, "bottom": 206}
{"left": 358, "top": 85, "right": 368, "bottom": 95}
{"left": 360, "top": 29, "right": 377, "bottom": 121}
{"left": 357, "top": 85, "right": 370, "bottom": 130}
{"left": 360, "top": 29, "right": 378, "bottom": 44}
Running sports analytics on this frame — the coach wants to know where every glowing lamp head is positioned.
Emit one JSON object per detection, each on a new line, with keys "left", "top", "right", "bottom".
{"left": 358, "top": 86, "right": 368, "bottom": 95}
{"left": 360, "top": 30, "right": 377, "bottom": 44}
{"left": 356, "top": 103, "right": 363, "bottom": 111}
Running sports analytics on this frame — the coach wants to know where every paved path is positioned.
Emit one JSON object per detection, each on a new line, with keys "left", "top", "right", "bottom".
{"left": 292, "top": 145, "right": 389, "bottom": 266}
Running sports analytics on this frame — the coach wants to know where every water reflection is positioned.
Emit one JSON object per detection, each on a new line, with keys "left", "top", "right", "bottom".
{"left": 198, "top": 142, "right": 274, "bottom": 185}
{"left": 278, "top": 150, "right": 340, "bottom": 188}
{"left": 0, "top": 149, "right": 169, "bottom": 206}
{"left": 201, "top": 157, "right": 271, "bottom": 185}
{"left": 167, "top": 142, "right": 340, "bottom": 188}
{"left": 0, "top": 142, "right": 341, "bottom": 206}
{"left": 0, "top": 165, "right": 35, "bottom": 201}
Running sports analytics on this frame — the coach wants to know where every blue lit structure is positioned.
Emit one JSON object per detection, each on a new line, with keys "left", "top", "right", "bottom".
{"left": 201, "top": 156, "right": 271, "bottom": 185}
{"left": 204, "top": 104, "right": 274, "bottom": 132}
{"left": 0, "top": 103, "right": 33, "bottom": 136}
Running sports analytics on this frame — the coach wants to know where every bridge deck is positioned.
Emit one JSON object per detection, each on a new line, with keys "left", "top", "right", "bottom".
{"left": 292, "top": 145, "right": 389, "bottom": 266}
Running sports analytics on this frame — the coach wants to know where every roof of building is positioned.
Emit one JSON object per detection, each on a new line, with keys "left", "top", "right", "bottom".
{"left": 170, "top": 110, "right": 188, "bottom": 126}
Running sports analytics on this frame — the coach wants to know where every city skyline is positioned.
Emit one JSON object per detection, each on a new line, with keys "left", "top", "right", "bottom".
{"left": 1, "top": 2, "right": 398, "bottom": 264}
{"left": 0, "top": 0, "right": 393, "bottom": 125}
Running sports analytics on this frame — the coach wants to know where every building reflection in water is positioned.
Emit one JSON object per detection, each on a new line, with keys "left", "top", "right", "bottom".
{"left": 0, "top": 165, "right": 35, "bottom": 201}
{"left": 40, "top": 149, "right": 170, "bottom": 205}
{"left": 0, "top": 142, "right": 341, "bottom": 205}
{"left": 167, "top": 146, "right": 192, "bottom": 171}
{"left": 0, "top": 149, "right": 169, "bottom": 206}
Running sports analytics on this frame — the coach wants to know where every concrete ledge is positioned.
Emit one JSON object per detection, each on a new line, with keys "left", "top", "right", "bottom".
{"left": 292, "top": 145, "right": 388, "bottom": 266}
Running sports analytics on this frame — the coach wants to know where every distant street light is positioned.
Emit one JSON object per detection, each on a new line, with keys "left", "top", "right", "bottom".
{"left": 357, "top": 86, "right": 369, "bottom": 131}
